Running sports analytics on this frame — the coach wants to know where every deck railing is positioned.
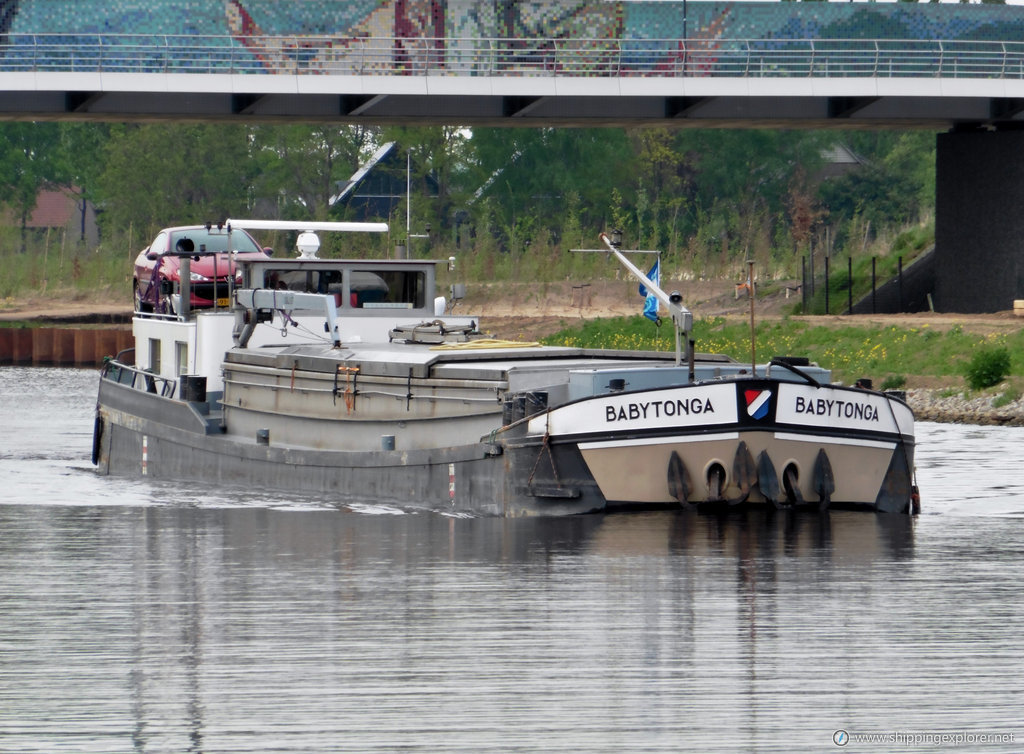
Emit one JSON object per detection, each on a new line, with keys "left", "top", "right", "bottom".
{"left": 2, "top": 34, "right": 1024, "bottom": 79}
{"left": 102, "top": 357, "right": 178, "bottom": 399}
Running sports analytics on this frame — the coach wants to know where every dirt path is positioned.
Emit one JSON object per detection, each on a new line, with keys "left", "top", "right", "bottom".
{"left": 3, "top": 279, "right": 1021, "bottom": 341}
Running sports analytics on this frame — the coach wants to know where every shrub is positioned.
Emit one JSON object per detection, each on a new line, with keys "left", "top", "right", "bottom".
{"left": 992, "top": 388, "right": 1021, "bottom": 409}
{"left": 964, "top": 346, "right": 1012, "bottom": 390}
{"left": 880, "top": 374, "right": 906, "bottom": 390}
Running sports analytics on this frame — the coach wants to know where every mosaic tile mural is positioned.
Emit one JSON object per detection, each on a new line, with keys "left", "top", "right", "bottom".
{"left": 3, "top": 1, "right": 1024, "bottom": 72}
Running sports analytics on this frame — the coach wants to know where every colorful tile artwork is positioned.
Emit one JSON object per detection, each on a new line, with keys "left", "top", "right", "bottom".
{"left": 3, "top": 1, "right": 1024, "bottom": 71}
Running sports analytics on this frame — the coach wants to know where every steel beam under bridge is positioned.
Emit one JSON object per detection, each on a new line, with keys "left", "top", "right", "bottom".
{"left": 5, "top": 73, "right": 1024, "bottom": 129}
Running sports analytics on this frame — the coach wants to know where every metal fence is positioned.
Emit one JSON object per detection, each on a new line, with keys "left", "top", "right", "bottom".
{"left": 801, "top": 254, "right": 929, "bottom": 316}
{"left": 3, "top": 34, "right": 1024, "bottom": 79}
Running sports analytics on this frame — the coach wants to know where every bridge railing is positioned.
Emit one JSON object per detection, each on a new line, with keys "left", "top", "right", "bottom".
{"left": 2, "top": 34, "right": 1024, "bottom": 79}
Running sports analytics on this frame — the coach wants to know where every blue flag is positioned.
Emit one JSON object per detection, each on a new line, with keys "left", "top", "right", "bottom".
{"left": 638, "top": 259, "right": 659, "bottom": 322}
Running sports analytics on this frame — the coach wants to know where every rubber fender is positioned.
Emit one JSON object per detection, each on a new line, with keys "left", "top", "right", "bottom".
{"left": 91, "top": 415, "right": 104, "bottom": 466}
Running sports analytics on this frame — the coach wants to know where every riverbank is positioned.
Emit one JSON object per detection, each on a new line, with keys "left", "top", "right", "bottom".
{"left": 907, "top": 388, "right": 1024, "bottom": 427}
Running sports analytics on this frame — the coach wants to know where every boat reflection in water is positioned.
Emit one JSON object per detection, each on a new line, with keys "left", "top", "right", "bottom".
{"left": 0, "top": 504, "right": 918, "bottom": 752}
{"left": 581, "top": 508, "right": 915, "bottom": 562}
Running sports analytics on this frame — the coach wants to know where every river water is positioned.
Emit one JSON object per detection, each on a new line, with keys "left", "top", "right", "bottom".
{"left": 1, "top": 367, "right": 1022, "bottom": 753}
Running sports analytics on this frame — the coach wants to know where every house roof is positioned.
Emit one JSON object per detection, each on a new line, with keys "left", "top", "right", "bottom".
{"left": 330, "top": 142, "right": 397, "bottom": 207}
{"left": 27, "top": 186, "right": 82, "bottom": 229}
{"left": 821, "top": 143, "right": 866, "bottom": 166}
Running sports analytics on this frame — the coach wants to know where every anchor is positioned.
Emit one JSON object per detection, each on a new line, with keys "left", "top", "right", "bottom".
{"left": 756, "top": 449, "right": 790, "bottom": 509}
{"left": 667, "top": 451, "right": 692, "bottom": 507}
{"left": 728, "top": 441, "right": 756, "bottom": 505}
{"left": 813, "top": 448, "right": 835, "bottom": 511}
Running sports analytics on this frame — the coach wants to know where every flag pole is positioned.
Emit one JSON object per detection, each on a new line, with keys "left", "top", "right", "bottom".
{"left": 597, "top": 232, "right": 692, "bottom": 366}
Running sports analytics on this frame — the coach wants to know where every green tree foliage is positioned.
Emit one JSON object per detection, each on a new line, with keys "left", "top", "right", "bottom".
{"left": 1, "top": 121, "right": 939, "bottom": 285}
{"left": 58, "top": 123, "right": 111, "bottom": 202}
{"left": 380, "top": 125, "right": 472, "bottom": 238}
{"left": 673, "top": 129, "right": 830, "bottom": 268}
{"left": 0, "top": 122, "right": 67, "bottom": 252}
{"left": 817, "top": 132, "right": 935, "bottom": 244}
{"left": 97, "top": 123, "right": 254, "bottom": 237}
{"left": 467, "top": 128, "right": 632, "bottom": 251}
{"left": 250, "top": 124, "right": 378, "bottom": 223}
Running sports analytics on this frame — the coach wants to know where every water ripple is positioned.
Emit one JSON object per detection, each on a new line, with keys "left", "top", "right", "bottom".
{"left": 1, "top": 369, "right": 1022, "bottom": 752}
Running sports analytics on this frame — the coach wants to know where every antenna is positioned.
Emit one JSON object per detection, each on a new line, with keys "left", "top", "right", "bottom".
{"left": 405, "top": 151, "right": 429, "bottom": 241}
{"left": 226, "top": 219, "right": 388, "bottom": 233}
{"left": 746, "top": 259, "right": 756, "bottom": 373}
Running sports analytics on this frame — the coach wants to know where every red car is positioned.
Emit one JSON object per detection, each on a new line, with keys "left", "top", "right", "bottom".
{"left": 133, "top": 224, "right": 271, "bottom": 313}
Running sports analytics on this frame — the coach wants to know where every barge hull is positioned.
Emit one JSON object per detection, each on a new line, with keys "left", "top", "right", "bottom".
{"left": 96, "top": 378, "right": 609, "bottom": 516}
{"left": 97, "top": 377, "right": 914, "bottom": 515}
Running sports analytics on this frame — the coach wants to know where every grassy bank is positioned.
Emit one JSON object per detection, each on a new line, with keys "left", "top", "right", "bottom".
{"left": 0, "top": 226, "right": 130, "bottom": 307}
{"left": 542, "top": 314, "right": 1024, "bottom": 398}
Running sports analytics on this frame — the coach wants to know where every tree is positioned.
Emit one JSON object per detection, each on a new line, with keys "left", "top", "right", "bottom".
{"left": 627, "top": 128, "right": 695, "bottom": 253}
{"left": 468, "top": 127, "right": 632, "bottom": 250}
{"left": 97, "top": 124, "right": 255, "bottom": 237}
{"left": 58, "top": 122, "right": 110, "bottom": 200}
{"left": 682, "top": 130, "right": 828, "bottom": 220}
{"left": 817, "top": 131, "right": 935, "bottom": 242}
{"left": 378, "top": 125, "right": 473, "bottom": 241}
{"left": 0, "top": 122, "right": 67, "bottom": 252}
{"left": 250, "top": 124, "right": 379, "bottom": 222}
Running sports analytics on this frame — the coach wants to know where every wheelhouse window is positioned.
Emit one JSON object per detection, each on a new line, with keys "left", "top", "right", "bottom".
{"left": 262, "top": 269, "right": 344, "bottom": 296}
{"left": 351, "top": 270, "right": 425, "bottom": 309}
{"left": 257, "top": 267, "right": 426, "bottom": 310}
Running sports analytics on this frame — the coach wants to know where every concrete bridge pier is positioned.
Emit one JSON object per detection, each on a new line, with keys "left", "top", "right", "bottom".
{"left": 935, "top": 129, "right": 1024, "bottom": 313}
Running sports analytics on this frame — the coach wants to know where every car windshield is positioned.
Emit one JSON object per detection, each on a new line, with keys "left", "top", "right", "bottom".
{"left": 169, "top": 230, "right": 262, "bottom": 254}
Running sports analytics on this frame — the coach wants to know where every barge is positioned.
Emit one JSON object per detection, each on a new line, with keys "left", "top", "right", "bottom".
{"left": 93, "top": 221, "right": 917, "bottom": 515}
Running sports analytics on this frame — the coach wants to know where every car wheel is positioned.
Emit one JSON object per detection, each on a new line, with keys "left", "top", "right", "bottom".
{"left": 133, "top": 281, "right": 153, "bottom": 313}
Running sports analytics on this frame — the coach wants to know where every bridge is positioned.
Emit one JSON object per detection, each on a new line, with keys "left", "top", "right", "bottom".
{"left": 3, "top": 1, "right": 1024, "bottom": 127}
{"left": 3, "top": 34, "right": 1024, "bottom": 128}
{"left": 3, "top": 0, "right": 1024, "bottom": 311}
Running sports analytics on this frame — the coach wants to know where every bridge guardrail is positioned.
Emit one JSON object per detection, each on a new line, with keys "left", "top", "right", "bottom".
{"left": 2, "top": 34, "right": 1024, "bottom": 79}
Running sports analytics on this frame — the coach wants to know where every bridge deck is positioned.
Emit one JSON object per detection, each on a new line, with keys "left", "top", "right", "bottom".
{"left": 2, "top": 36, "right": 1024, "bottom": 126}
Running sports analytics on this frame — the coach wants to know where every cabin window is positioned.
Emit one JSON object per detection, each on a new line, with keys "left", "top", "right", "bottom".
{"left": 148, "top": 338, "right": 161, "bottom": 374}
{"left": 262, "top": 269, "right": 344, "bottom": 297}
{"left": 175, "top": 341, "right": 188, "bottom": 376}
{"left": 350, "top": 270, "right": 425, "bottom": 309}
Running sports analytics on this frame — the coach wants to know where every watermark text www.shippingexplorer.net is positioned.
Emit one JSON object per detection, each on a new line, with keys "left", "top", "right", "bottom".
{"left": 833, "top": 730, "right": 1016, "bottom": 747}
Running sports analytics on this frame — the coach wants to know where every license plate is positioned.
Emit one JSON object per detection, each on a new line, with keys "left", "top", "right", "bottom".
{"left": 216, "top": 297, "right": 230, "bottom": 307}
